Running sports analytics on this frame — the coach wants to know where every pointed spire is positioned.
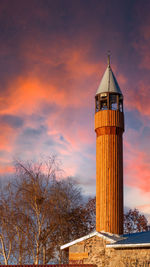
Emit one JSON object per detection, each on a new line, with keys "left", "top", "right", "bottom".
{"left": 96, "top": 55, "right": 122, "bottom": 95}
{"left": 107, "top": 50, "right": 111, "bottom": 68}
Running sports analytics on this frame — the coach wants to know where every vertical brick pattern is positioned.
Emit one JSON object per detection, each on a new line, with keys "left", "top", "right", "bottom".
{"left": 95, "top": 110, "right": 124, "bottom": 234}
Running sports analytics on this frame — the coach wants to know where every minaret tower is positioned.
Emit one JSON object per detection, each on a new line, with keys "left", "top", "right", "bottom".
{"left": 95, "top": 56, "right": 124, "bottom": 234}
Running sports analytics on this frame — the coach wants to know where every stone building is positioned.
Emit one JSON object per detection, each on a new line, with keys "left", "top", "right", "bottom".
{"left": 60, "top": 57, "right": 150, "bottom": 267}
{"left": 61, "top": 231, "right": 150, "bottom": 266}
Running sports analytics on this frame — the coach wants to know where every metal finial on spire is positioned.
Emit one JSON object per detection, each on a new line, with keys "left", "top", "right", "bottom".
{"left": 107, "top": 50, "right": 111, "bottom": 67}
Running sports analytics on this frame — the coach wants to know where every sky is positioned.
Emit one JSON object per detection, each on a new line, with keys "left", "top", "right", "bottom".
{"left": 0, "top": 0, "right": 150, "bottom": 221}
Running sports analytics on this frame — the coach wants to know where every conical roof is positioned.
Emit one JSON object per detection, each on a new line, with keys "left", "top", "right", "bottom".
{"left": 96, "top": 64, "right": 122, "bottom": 95}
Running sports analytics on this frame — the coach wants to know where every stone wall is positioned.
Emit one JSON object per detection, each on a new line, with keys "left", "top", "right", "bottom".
{"left": 68, "top": 236, "right": 150, "bottom": 267}
{"left": 107, "top": 247, "right": 150, "bottom": 267}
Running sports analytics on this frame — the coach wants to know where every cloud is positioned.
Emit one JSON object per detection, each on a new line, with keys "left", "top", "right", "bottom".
{"left": 0, "top": 124, "right": 17, "bottom": 152}
{"left": 0, "top": 0, "right": 149, "bottom": 218}
{"left": 124, "top": 185, "right": 150, "bottom": 222}
{"left": 0, "top": 114, "right": 24, "bottom": 128}
{"left": 125, "top": 110, "right": 143, "bottom": 131}
{"left": 0, "top": 165, "right": 14, "bottom": 174}
{"left": 124, "top": 80, "right": 150, "bottom": 117}
{"left": 124, "top": 140, "right": 150, "bottom": 193}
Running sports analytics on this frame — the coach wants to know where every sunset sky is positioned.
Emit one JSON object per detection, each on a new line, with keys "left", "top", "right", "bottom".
{"left": 0, "top": 0, "right": 150, "bottom": 221}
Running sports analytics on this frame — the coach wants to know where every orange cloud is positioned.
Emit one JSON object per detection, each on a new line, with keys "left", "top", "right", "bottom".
{"left": 0, "top": 47, "right": 98, "bottom": 176}
{"left": 0, "top": 164, "right": 14, "bottom": 174}
{"left": 0, "top": 78, "right": 67, "bottom": 115}
{"left": 0, "top": 123, "right": 17, "bottom": 151}
{"left": 0, "top": 48, "right": 101, "bottom": 118}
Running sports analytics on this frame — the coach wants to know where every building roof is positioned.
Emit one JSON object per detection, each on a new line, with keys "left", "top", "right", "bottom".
{"left": 96, "top": 64, "right": 122, "bottom": 95}
{"left": 61, "top": 230, "right": 150, "bottom": 250}
{"left": 60, "top": 230, "right": 122, "bottom": 250}
{"left": 106, "top": 231, "right": 150, "bottom": 248}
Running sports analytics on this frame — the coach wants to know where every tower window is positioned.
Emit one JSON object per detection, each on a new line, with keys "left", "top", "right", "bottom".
{"left": 99, "top": 95, "right": 108, "bottom": 110}
{"left": 95, "top": 96, "right": 99, "bottom": 112}
{"left": 110, "top": 94, "right": 117, "bottom": 110}
{"left": 119, "top": 95, "right": 123, "bottom": 112}
{"left": 100, "top": 100, "right": 108, "bottom": 110}
{"left": 119, "top": 101, "right": 123, "bottom": 112}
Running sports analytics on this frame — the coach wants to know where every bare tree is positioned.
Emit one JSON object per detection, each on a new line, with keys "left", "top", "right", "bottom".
{"left": 13, "top": 158, "right": 59, "bottom": 264}
{"left": 124, "top": 208, "right": 148, "bottom": 234}
{"left": 0, "top": 184, "right": 15, "bottom": 264}
{"left": 0, "top": 157, "right": 96, "bottom": 264}
{"left": 84, "top": 197, "right": 96, "bottom": 232}
{"left": 83, "top": 197, "right": 149, "bottom": 235}
{"left": 11, "top": 157, "right": 89, "bottom": 264}
{"left": 49, "top": 178, "right": 90, "bottom": 260}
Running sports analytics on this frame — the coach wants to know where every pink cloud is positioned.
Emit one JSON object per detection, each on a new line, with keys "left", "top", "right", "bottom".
{"left": 0, "top": 43, "right": 98, "bottom": 176}
{"left": 0, "top": 42, "right": 103, "bottom": 118}
{"left": 124, "top": 140, "right": 150, "bottom": 193}
{"left": 123, "top": 79, "right": 150, "bottom": 117}
{"left": 0, "top": 165, "right": 14, "bottom": 174}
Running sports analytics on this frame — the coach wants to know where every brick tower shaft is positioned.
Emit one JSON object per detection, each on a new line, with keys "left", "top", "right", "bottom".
{"left": 95, "top": 110, "right": 124, "bottom": 234}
